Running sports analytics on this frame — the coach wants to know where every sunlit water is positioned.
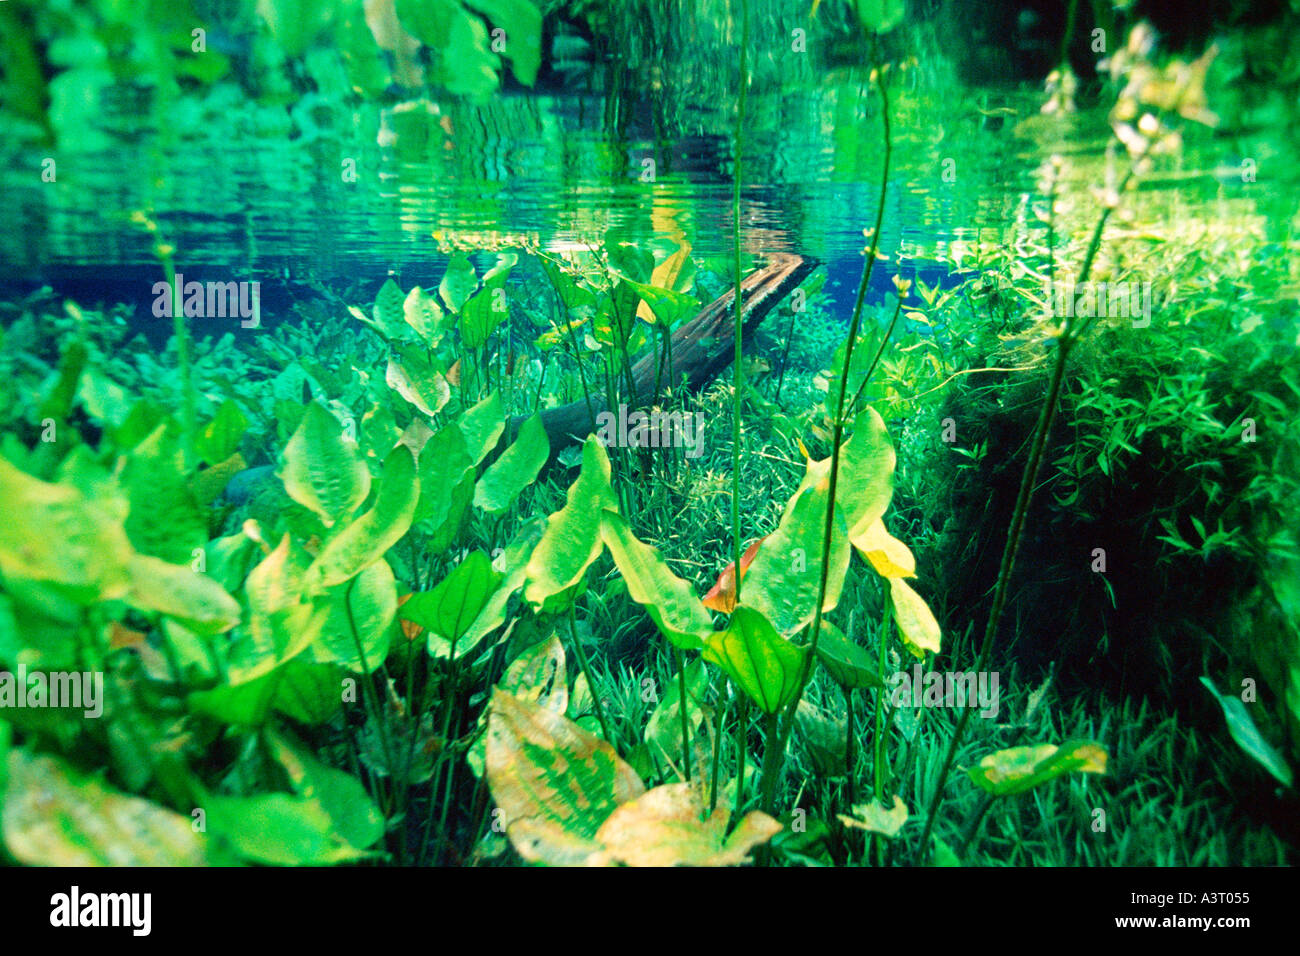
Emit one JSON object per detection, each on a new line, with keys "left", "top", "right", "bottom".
{"left": 1, "top": 71, "right": 1290, "bottom": 338}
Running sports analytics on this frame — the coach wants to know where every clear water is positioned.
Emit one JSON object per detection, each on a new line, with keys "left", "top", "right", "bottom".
{"left": 1, "top": 64, "right": 1293, "bottom": 328}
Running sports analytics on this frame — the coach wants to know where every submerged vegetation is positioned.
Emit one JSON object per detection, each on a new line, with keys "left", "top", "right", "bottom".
{"left": 0, "top": 0, "right": 1296, "bottom": 869}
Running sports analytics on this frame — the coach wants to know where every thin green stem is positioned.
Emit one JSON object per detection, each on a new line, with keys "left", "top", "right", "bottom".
{"left": 569, "top": 604, "right": 612, "bottom": 741}
{"left": 675, "top": 646, "right": 693, "bottom": 781}
{"left": 759, "top": 52, "right": 892, "bottom": 816}
{"left": 709, "top": 688, "right": 727, "bottom": 813}
{"left": 730, "top": 0, "right": 750, "bottom": 599}
{"left": 733, "top": 693, "right": 750, "bottom": 819}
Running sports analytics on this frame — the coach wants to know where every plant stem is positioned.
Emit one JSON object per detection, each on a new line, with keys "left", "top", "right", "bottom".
{"left": 844, "top": 684, "right": 856, "bottom": 808}
{"left": 675, "top": 646, "right": 692, "bottom": 781}
{"left": 759, "top": 52, "right": 892, "bottom": 817}
{"left": 733, "top": 693, "right": 750, "bottom": 819}
{"left": 569, "top": 604, "right": 612, "bottom": 741}
{"left": 873, "top": 599, "right": 892, "bottom": 804}
{"left": 730, "top": 0, "right": 750, "bottom": 598}
{"left": 755, "top": 709, "right": 781, "bottom": 831}
{"left": 710, "top": 688, "right": 727, "bottom": 812}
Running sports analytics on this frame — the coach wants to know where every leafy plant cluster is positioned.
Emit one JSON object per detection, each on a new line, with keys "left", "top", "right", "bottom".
{"left": 1, "top": 11, "right": 1295, "bottom": 868}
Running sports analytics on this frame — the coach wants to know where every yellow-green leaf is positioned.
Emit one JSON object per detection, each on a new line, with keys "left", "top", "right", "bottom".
{"left": 500, "top": 633, "right": 568, "bottom": 715}
{"left": 0, "top": 457, "right": 133, "bottom": 604}
{"left": 3, "top": 750, "right": 207, "bottom": 865}
{"left": 592, "top": 782, "right": 781, "bottom": 866}
{"left": 838, "top": 795, "right": 909, "bottom": 837}
{"left": 124, "top": 552, "right": 241, "bottom": 634}
{"left": 279, "top": 401, "right": 369, "bottom": 526}
{"left": 600, "top": 510, "right": 711, "bottom": 650}
{"left": 307, "top": 444, "right": 419, "bottom": 591}
{"left": 523, "top": 438, "right": 617, "bottom": 610}
{"left": 854, "top": 517, "right": 916, "bottom": 578}
{"left": 386, "top": 345, "right": 450, "bottom": 417}
{"left": 967, "top": 740, "right": 1108, "bottom": 797}
{"left": 889, "top": 576, "right": 941, "bottom": 658}
{"left": 742, "top": 478, "right": 851, "bottom": 638}
{"left": 486, "top": 690, "right": 644, "bottom": 864}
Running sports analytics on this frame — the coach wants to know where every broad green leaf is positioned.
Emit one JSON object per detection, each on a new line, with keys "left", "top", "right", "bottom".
{"left": 386, "top": 345, "right": 450, "bottom": 417}
{"left": 3, "top": 750, "right": 207, "bottom": 865}
{"left": 838, "top": 795, "right": 909, "bottom": 837}
{"left": 461, "top": 254, "right": 516, "bottom": 349}
{"left": 795, "top": 407, "right": 896, "bottom": 545}
{"left": 703, "top": 606, "right": 806, "bottom": 714}
{"left": 462, "top": 0, "right": 542, "bottom": 85}
{"left": 307, "top": 444, "right": 419, "bottom": 591}
{"left": 77, "top": 367, "right": 131, "bottom": 428}
{"left": 203, "top": 791, "right": 377, "bottom": 866}
{"left": 967, "top": 740, "right": 1108, "bottom": 797}
{"left": 795, "top": 699, "right": 847, "bottom": 774}
{"left": 486, "top": 689, "right": 645, "bottom": 864}
{"left": 441, "top": 6, "right": 500, "bottom": 98}
{"left": 124, "top": 553, "right": 241, "bottom": 635}
{"left": 743, "top": 478, "right": 851, "bottom": 637}
{"left": 267, "top": 730, "right": 384, "bottom": 854}
{"left": 889, "top": 577, "right": 941, "bottom": 658}
{"left": 450, "top": 517, "right": 546, "bottom": 659}
{"left": 414, "top": 423, "right": 474, "bottom": 532}
{"left": 255, "top": 0, "right": 336, "bottom": 56}
{"left": 191, "top": 450, "right": 248, "bottom": 507}
{"left": 539, "top": 258, "right": 596, "bottom": 312}
{"left": 402, "top": 551, "right": 499, "bottom": 647}
{"left": 373, "top": 277, "right": 408, "bottom": 339}
{"left": 500, "top": 633, "right": 568, "bottom": 715}
{"left": 474, "top": 413, "right": 548, "bottom": 514}
{"left": 439, "top": 253, "right": 477, "bottom": 312}
{"left": 396, "top": 0, "right": 456, "bottom": 47}
{"left": 112, "top": 399, "right": 170, "bottom": 452}
{"left": 196, "top": 398, "right": 249, "bottom": 465}
{"left": 190, "top": 654, "right": 343, "bottom": 727}
{"left": 616, "top": 276, "right": 698, "bottom": 327}
{"left": 271, "top": 660, "right": 346, "bottom": 724}
{"left": 188, "top": 669, "right": 282, "bottom": 726}
{"left": 1200, "top": 677, "right": 1294, "bottom": 787}
{"left": 458, "top": 391, "right": 506, "bottom": 466}
{"left": 838, "top": 409, "right": 897, "bottom": 540}
{"left": 594, "top": 281, "right": 641, "bottom": 350}
{"left": 600, "top": 510, "right": 712, "bottom": 649}
{"left": 226, "top": 533, "right": 322, "bottom": 684}
{"left": 592, "top": 782, "right": 781, "bottom": 866}
{"left": 279, "top": 401, "right": 370, "bottom": 526}
{"left": 524, "top": 438, "right": 617, "bottom": 610}
{"left": 814, "top": 620, "right": 883, "bottom": 689}
{"left": 854, "top": 0, "right": 906, "bottom": 33}
{"left": 404, "top": 285, "right": 448, "bottom": 346}
{"left": 311, "top": 559, "right": 397, "bottom": 672}
{"left": 0, "top": 456, "right": 133, "bottom": 605}
{"left": 121, "top": 422, "right": 208, "bottom": 564}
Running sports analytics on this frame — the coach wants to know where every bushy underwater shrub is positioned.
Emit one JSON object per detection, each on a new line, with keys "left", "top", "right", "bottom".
{"left": 922, "top": 168, "right": 1300, "bottom": 789}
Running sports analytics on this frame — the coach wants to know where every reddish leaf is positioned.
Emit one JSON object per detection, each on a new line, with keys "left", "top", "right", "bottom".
{"left": 397, "top": 592, "right": 424, "bottom": 642}
{"left": 702, "top": 538, "right": 765, "bottom": 614}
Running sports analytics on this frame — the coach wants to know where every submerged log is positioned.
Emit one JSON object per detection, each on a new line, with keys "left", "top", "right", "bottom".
{"left": 521, "top": 252, "right": 819, "bottom": 449}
